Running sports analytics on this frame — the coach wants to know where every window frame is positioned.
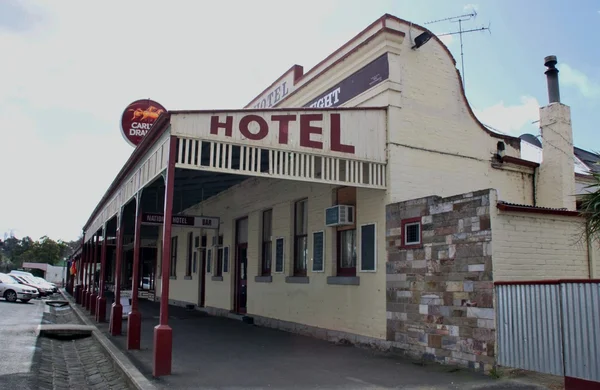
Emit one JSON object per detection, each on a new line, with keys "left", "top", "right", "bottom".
{"left": 169, "top": 236, "right": 178, "bottom": 277}
{"left": 293, "top": 199, "right": 308, "bottom": 276}
{"left": 335, "top": 187, "right": 357, "bottom": 276}
{"left": 401, "top": 217, "right": 422, "bottom": 249}
{"left": 337, "top": 229, "right": 357, "bottom": 276}
{"left": 261, "top": 209, "right": 273, "bottom": 276}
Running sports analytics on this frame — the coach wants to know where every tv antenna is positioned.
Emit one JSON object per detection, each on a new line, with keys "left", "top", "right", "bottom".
{"left": 424, "top": 10, "right": 490, "bottom": 91}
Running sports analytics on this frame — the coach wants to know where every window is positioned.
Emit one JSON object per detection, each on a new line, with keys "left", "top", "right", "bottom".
{"left": 337, "top": 230, "right": 356, "bottom": 276}
{"left": 335, "top": 187, "right": 357, "bottom": 276}
{"left": 293, "top": 199, "right": 308, "bottom": 276}
{"left": 216, "top": 246, "right": 224, "bottom": 277}
{"left": 206, "top": 249, "right": 212, "bottom": 273}
{"left": 401, "top": 217, "right": 422, "bottom": 249}
{"left": 170, "top": 236, "right": 178, "bottom": 277}
{"left": 360, "top": 223, "right": 376, "bottom": 272}
{"left": 214, "top": 234, "right": 224, "bottom": 277}
{"left": 186, "top": 232, "right": 193, "bottom": 277}
{"left": 262, "top": 209, "right": 273, "bottom": 276}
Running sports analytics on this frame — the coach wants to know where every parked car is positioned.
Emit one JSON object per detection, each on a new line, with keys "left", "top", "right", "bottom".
{"left": 0, "top": 273, "right": 37, "bottom": 303}
{"left": 10, "top": 271, "right": 56, "bottom": 295}
{"left": 33, "top": 277, "right": 57, "bottom": 294}
{"left": 8, "top": 274, "right": 47, "bottom": 297}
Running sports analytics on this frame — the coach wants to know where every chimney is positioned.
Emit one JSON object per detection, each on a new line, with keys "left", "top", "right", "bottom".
{"left": 536, "top": 55, "right": 576, "bottom": 210}
{"left": 544, "top": 55, "right": 560, "bottom": 103}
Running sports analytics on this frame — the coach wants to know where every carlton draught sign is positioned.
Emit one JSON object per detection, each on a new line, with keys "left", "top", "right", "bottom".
{"left": 120, "top": 99, "right": 167, "bottom": 147}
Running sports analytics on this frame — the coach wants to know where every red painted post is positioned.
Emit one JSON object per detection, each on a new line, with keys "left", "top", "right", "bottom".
{"left": 85, "top": 241, "right": 93, "bottom": 309}
{"left": 109, "top": 210, "right": 124, "bottom": 336}
{"left": 78, "top": 244, "right": 85, "bottom": 304}
{"left": 128, "top": 194, "right": 143, "bottom": 350}
{"left": 90, "top": 233, "right": 98, "bottom": 315}
{"left": 97, "top": 224, "right": 108, "bottom": 322}
{"left": 82, "top": 242, "right": 89, "bottom": 306}
{"left": 153, "top": 135, "right": 177, "bottom": 377}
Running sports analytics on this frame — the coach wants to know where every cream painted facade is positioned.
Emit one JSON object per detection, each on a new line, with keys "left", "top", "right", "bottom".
{"left": 155, "top": 15, "right": 554, "bottom": 340}
{"left": 490, "top": 204, "right": 590, "bottom": 281}
{"left": 78, "top": 15, "right": 597, "bottom": 364}
{"left": 160, "top": 179, "right": 387, "bottom": 338}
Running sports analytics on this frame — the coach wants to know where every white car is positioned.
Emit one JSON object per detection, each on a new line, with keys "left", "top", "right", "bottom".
{"left": 10, "top": 272, "right": 53, "bottom": 296}
{"left": 0, "top": 273, "right": 37, "bottom": 303}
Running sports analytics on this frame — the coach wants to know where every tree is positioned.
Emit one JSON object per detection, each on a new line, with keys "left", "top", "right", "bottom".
{"left": 580, "top": 172, "right": 600, "bottom": 246}
{"left": 0, "top": 233, "right": 74, "bottom": 268}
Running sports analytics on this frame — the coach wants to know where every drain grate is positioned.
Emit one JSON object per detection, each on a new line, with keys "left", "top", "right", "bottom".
{"left": 37, "top": 325, "right": 94, "bottom": 341}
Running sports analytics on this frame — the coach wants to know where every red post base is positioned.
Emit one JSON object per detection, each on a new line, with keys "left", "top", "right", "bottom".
{"left": 78, "top": 287, "right": 85, "bottom": 304}
{"left": 565, "top": 376, "right": 600, "bottom": 389}
{"left": 75, "top": 287, "right": 81, "bottom": 304}
{"left": 89, "top": 293, "right": 97, "bottom": 315}
{"left": 96, "top": 297, "right": 107, "bottom": 322}
{"left": 85, "top": 291, "right": 91, "bottom": 309}
{"left": 127, "top": 311, "right": 142, "bottom": 350}
{"left": 152, "top": 324, "right": 173, "bottom": 377}
{"left": 109, "top": 303, "right": 123, "bottom": 336}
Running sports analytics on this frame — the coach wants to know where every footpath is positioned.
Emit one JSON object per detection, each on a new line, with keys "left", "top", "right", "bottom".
{"left": 63, "top": 291, "right": 563, "bottom": 390}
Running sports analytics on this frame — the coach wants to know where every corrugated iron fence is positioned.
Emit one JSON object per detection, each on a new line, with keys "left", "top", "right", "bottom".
{"left": 495, "top": 280, "right": 600, "bottom": 383}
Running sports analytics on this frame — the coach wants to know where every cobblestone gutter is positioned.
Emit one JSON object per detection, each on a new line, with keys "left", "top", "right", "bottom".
{"left": 30, "top": 305, "right": 132, "bottom": 390}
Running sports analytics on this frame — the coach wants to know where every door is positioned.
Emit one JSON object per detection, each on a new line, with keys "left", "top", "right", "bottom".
{"left": 235, "top": 217, "right": 249, "bottom": 314}
{"left": 198, "top": 248, "right": 206, "bottom": 307}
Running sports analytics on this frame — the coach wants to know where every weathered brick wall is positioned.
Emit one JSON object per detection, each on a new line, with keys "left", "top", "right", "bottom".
{"left": 386, "top": 189, "right": 495, "bottom": 372}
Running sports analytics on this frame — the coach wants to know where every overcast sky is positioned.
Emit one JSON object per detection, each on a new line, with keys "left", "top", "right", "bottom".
{"left": 1, "top": 0, "right": 599, "bottom": 242}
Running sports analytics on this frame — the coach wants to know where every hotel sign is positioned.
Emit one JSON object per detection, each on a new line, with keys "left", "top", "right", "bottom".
{"left": 304, "top": 53, "right": 389, "bottom": 109}
{"left": 245, "top": 65, "right": 302, "bottom": 109}
{"left": 141, "top": 213, "right": 219, "bottom": 229}
{"left": 170, "top": 108, "right": 387, "bottom": 162}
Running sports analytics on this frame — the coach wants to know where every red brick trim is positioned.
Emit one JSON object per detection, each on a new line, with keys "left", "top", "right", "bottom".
{"left": 501, "top": 155, "right": 540, "bottom": 168}
{"left": 494, "top": 279, "right": 600, "bottom": 286}
{"left": 496, "top": 202, "right": 580, "bottom": 217}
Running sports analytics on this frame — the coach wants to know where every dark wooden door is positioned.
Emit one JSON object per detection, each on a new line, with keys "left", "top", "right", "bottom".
{"left": 234, "top": 217, "right": 249, "bottom": 314}
{"left": 235, "top": 244, "right": 248, "bottom": 314}
{"left": 198, "top": 249, "right": 206, "bottom": 307}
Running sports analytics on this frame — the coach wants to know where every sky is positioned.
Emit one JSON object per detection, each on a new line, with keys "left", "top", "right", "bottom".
{"left": 0, "top": 0, "right": 599, "bottom": 242}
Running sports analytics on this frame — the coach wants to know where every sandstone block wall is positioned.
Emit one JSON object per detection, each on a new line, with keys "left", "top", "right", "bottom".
{"left": 386, "top": 189, "right": 495, "bottom": 372}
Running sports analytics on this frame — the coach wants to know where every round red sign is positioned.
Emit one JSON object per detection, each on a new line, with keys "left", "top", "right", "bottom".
{"left": 120, "top": 99, "right": 167, "bottom": 147}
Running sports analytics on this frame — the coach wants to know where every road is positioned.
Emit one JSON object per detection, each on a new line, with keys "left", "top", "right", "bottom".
{"left": 0, "top": 297, "right": 45, "bottom": 390}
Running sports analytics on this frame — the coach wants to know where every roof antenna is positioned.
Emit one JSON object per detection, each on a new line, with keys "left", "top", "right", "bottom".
{"left": 424, "top": 10, "right": 490, "bottom": 92}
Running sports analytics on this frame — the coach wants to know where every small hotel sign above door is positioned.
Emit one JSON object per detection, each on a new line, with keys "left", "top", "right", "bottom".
{"left": 141, "top": 213, "right": 219, "bottom": 229}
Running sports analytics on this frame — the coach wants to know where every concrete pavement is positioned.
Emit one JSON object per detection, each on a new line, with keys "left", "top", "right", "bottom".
{"left": 0, "top": 298, "right": 44, "bottom": 390}
{"left": 73, "top": 297, "right": 557, "bottom": 389}
{"left": 0, "top": 295, "right": 132, "bottom": 389}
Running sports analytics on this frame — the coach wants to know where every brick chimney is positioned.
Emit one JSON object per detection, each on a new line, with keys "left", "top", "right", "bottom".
{"left": 536, "top": 55, "right": 576, "bottom": 210}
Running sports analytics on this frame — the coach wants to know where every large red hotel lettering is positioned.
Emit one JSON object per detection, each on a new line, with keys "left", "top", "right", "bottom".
{"left": 66, "top": 13, "right": 599, "bottom": 383}
{"left": 209, "top": 112, "right": 355, "bottom": 154}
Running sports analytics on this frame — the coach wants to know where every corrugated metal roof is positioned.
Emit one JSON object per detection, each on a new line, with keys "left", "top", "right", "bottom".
{"left": 574, "top": 147, "right": 600, "bottom": 174}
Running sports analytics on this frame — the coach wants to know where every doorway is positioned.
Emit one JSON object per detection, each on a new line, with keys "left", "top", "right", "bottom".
{"left": 234, "top": 217, "right": 248, "bottom": 314}
{"left": 197, "top": 248, "right": 206, "bottom": 307}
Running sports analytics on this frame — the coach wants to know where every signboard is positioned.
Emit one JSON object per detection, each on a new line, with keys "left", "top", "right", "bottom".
{"left": 170, "top": 108, "right": 387, "bottom": 162}
{"left": 274, "top": 237, "right": 285, "bottom": 273}
{"left": 304, "top": 53, "right": 389, "bottom": 109}
{"left": 245, "top": 65, "right": 302, "bottom": 109}
{"left": 141, "top": 212, "right": 219, "bottom": 229}
{"left": 312, "top": 231, "right": 324, "bottom": 272}
{"left": 120, "top": 99, "right": 167, "bottom": 147}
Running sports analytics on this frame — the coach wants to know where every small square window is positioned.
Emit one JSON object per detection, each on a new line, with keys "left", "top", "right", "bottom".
{"left": 405, "top": 223, "right": 420, "bottom": 245}
{"left": 401, "top": 218, "right": 422, "bottom": 249}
